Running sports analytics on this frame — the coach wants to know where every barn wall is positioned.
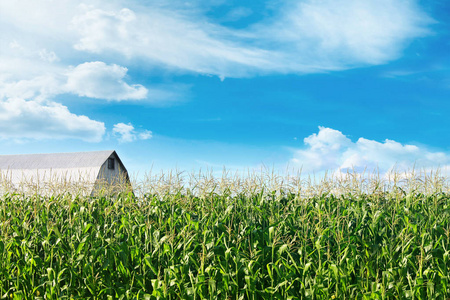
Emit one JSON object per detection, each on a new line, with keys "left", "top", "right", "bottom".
{"left": 0, "top": 167, "right": 100, "bottom": 196}
{"left": 97, "top": 153, "right": 128, "bottom": 184}
{"left": 94, "top": 153, "right": 131, "bottom": 194}
{"left": 0, "top": 150, "right": 132, "bottom": 196}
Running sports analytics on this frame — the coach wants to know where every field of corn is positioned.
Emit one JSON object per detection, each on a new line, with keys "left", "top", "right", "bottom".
{"left": 1, "top": 169, "right": 450, "bottom": 299}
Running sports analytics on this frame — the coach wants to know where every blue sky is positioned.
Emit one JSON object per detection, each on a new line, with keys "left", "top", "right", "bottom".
{"left": 1, "top": 0, "right": 449, "bottom": 177}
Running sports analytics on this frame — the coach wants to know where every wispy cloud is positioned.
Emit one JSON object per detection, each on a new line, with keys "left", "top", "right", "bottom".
{"left": 70, "top": 5, "right": 273, "bottom": 77}
{"left": 0, "top": 0, "right": 437, "bottom": 143}
{"left": 223, "top": 7, "right": 253, "bottom": 22}
{"left": 113, "top": 122, "right": 153, "bottom": 143}
{"left": 257, "top": 0, "right": 432, "bottom": 69}
{"left": 291, "top": 127, "right": 450, "bottom": 174}
{"left": 68, "top": 0, "right": 432, "bottom": 77}
{"left": 1, "top": 0, "right": 433, "bottom": 78}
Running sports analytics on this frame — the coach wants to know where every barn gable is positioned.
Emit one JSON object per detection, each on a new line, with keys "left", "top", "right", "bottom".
{"left": 0, "top": 150, "right": 131, "bottom": 195}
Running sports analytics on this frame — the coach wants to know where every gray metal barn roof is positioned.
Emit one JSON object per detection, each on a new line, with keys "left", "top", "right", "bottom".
{"left": 0, "top": 150, "right": 115, "bottom": 169}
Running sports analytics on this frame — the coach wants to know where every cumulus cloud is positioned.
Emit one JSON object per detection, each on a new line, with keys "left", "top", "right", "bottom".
{"left": 0, "top": 97, "right": 105, "bottom": 142}
{"left": 113, "top": 122, "right": 152, "bottom": 143}
{"left": 0, "top": 0, "right": 436, "bottom": 142}
{"left": 291, "top": 127, "right": 450, "bottom": 174}
{"left": 0, "top": 75, "right": 62, "bottom": 100}
{"left": 66, "top": 62, "right": 148, "bottom": 101}
{"left": 0, "top": 61, "right": 148, "bottom": 102}
{"left": 0, "top": 59, "right": 154, "bottom": 142}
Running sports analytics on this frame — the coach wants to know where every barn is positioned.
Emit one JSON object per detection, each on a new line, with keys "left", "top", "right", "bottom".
{"left": 0, "top": 150, "right": 132, "bottom": 195}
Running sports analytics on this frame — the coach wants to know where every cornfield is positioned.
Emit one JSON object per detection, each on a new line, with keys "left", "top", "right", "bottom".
{"left": 1, "top": 169, "right": 450, "bottom": 299}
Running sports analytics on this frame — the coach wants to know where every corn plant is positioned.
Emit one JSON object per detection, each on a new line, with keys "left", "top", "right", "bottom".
{"left": 0, "top": 169, "right": 449, "bottom": 299}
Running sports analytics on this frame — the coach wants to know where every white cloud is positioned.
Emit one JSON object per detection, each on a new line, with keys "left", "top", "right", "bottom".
{"left": 0, "top": 38, "right": 63, "bottom": 80}
{"left": 113, "top": 122, "right": 152, "bottom": 143}
{"left": 70, "top": 5, "right": 273, "bottom": 77}
{"left": 0, "top": 4, "right": 177, "bottom": 104}
{"left": 0, "top": 0, "right": 433, "bottom": 79}
{"left": 291, "top": 127, "right": 450, "bottom": 174}
{"left": 72, "top": 7, "right": 137, "bottom": 55}
{"left": 9, "top": 40, "right": 25, "bottom": 52}
{"left": 0, "top": 59, "right": 157, "bottom": 143}
{"left": 112, "top": 123, "right": 135, "bottom": 143}
{"left": 260, "top": 0, "right": 432, "bottom": 69}
{"left": 0, "top": 75, "right": 62, "bottom": 100}
{"left": 0, "top": 0, "right": 437, "bottom": 144}
{"left": 0, "top": 61, "right": 148, "bottom": 102}
{"left": 39, "top": 49, "right": 59, "bottom": 63}
{"left": 0, "top": 0, "right": 78, "bottom": 37}
{"left": 65, "top": 61, "right": 148, "bottom": 101}
{"left": 138, "top": 130, "right": 153, "bottom": 140}
{"left": 68, "top": 0, "right": 432, "bottom": 77}
{"left": 0, "top": 97, "right": 105, "bottom": 142}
